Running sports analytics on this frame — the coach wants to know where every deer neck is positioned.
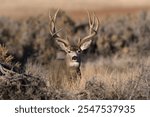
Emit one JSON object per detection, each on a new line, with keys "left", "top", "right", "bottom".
{"left": 66, "top": 66, "right": 81, "bottom": 79}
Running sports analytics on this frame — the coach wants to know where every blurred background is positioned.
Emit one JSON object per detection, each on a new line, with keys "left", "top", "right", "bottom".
{"left": 0, "top": 0, "right": 150, "bottom": 20}
{"left": 0, "top": 0, "right": 150, "bottom": 63}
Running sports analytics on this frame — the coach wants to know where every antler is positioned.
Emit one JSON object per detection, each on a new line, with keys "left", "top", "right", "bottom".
{"left": 49, "top": 9, "right": 69, "bottom": 46}
{"left": 79, "top": 11, "right": 99, "bottom": 46}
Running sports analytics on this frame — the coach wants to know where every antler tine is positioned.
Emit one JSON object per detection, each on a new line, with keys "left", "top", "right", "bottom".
{"left": 91, "top": 12, "right": 96, "bottom": 33}
{"left": 87, "top": 10, "right": 92, "bottom": 26}
{"left": 49, "top": 9, "right": 69, "bottom": 46}
{"left": 49, "top": 9, "right": 62, "bottom": 37}
{"left": 49, "top": 10, "right": 55, "bottom": 36}
{"left": 92, "top": 12, "right": 95, "bottom": 26}
{"left": 79, "top": 11, "right": 99, "bottom": 46}
{"left": 49, "top": 9, "right": 59, "bottom": 22}
{"left": 54, "top": 9, "right": 59, "bottom": 21}
{"left": 87, "top": 11, "right": 95, "bottom": 32}
{"left": 94, "top": 12, "right": 99, "bottom": 31}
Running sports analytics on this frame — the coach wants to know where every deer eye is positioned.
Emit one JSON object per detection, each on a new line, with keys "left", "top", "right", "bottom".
{"left": 77, "top": 50, "right": 81, "bottom": 53}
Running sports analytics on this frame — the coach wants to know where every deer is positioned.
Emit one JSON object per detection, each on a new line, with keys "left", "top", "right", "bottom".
{"left": 49, "top": 9, "right": 99, "bottom": 80}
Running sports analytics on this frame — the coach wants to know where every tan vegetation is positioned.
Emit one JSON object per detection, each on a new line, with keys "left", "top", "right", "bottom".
{"left": 0, "top": 10, "right": 150, "bottom": 99}
{"left": 16, "top": 56, "right": 150, "bottom": 99}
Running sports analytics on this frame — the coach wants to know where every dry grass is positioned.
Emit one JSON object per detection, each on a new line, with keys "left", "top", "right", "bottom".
{"left": 80, "top": 56, "right": 150, "bottom": 99}
{"left": 0, "top": 10, "right": 150, "bottom": 99}
{"left": 0, "top": 44, "right": 13, "bottom": 64}
{"left": 22, "top": 56, "right": 150, "bottom": 100}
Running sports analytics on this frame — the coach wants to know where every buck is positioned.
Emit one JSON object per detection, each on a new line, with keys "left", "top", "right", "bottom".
{"left": 49, "top": 9, "right": 99, "bottom": 79}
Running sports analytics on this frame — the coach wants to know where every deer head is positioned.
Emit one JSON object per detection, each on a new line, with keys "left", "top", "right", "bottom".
{"left": 49, "top": 9, "right": 99, "bottom": 77}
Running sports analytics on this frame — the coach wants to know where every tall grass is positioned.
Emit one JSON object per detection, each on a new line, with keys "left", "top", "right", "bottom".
{"left": 24, "top": 56, "right": 150, "bottom": 99}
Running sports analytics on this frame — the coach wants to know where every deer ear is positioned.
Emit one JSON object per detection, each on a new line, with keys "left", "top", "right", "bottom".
{"left": 80, "top": 40, "right": 92, "bottom": 51}
{"left": 55, "top": 40, "right": 68, "bottom": 52}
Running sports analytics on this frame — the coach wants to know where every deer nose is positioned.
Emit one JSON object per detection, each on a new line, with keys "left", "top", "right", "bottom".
{"left": 72, "top": 56, "right": 78, "bottom": 60}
